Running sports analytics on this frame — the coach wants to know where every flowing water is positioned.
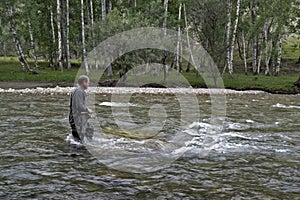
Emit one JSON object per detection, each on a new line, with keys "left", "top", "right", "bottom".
{"left": 0, "top": 91, "right": 299, "bottom": 199}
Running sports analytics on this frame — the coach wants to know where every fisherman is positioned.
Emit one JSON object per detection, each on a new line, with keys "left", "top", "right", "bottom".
{"left": 69, "top": 75, "right": 94, "bottom": 142}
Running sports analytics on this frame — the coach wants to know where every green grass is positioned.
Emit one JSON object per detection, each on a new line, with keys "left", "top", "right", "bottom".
{"left": 0, "top": 57, "right": 80, "bottom": 83}
{"left": 0, "top": 57, "right": 299, "bottom": 93}
{"left": 283, "top": 37, "right": 300, "bottom": 61}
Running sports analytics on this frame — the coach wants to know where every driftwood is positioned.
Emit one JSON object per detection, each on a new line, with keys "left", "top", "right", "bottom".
{"left": 98, "top": 79, "right": 118, "bottom": 87}
{"left": 98, "top": 79, "right": 167, "bottom": 88}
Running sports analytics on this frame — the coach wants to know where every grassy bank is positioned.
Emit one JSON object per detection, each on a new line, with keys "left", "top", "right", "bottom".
{"left": 0, "top": 57, "right": 299, "bottom": 93}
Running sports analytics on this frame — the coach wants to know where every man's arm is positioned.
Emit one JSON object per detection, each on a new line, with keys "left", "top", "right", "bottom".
{"left": 73, "top": 90, "right": 88, "bottom": 113}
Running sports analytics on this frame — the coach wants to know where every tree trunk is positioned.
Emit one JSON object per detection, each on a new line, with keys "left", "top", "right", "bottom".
{"left": 184, "top": 3, "right": 196, "bottom": 72}
{"left": 90, "top": 0, "right": 94, "bottom": 27}
{"left": 251, "top": 0, "right": 258, "bottom": 75}
{"left": 57, "top": 0, "right": 64, "bottom": 72}
{"left": 252, "top": 37, "right": 258, "bottom": 75}
{"left": 65, "top": 0, "right": 71, "bottom": 70}
{"left": 265, "top": 37, "right": 272, "bottom": 76}
{"left": 223, "top": 0, "right": 232, "bottom": 75}
{"left": 176, "top": 3, "right": 182, "bottom": 73}
{"left": 28, "top": 19, "right": 39, "bottom": 69}
{"left": 81, "top": 0, "right": 89, "bottom": 74}
{"left": 105, "top": 51, "right": 113, "bottom": 77}
{"left": 257, "top": 40, "right": 263, "bottom": 75}
{"left": 3, "top": 42, "right": 7, "bottom": 58}
{"left": 162, "top": 0, "right": 169, "bottom": 80}
{"left": 6, "top": 4, "right": 31, "bottom": 72}
{"left": 228, "top": 0, "right": 241, "bottom": 77}
{"left": 275, "top": 35, "right": 282, "bottom": 76}
{"left": 50, "top": 4, "right": 56, "bottom": 68}
{"left": 101, "top": 0, "right": 106, "bottom": 21}
{"left": 241, "top": 14, "right": 247, "bottom": 75}
{"left": 108, "top": 0, "right": 112, "bottom": 11}
{"left": 264, "top": 21, "right": 271, "bottom": 76}
{"left": 162, "top": 54, "right": 167, "bottom": 82}
{"left": 162, "top": 0, "right": 168, "bottom": 35}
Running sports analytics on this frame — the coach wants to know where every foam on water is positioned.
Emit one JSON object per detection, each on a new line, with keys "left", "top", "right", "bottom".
{"left": 99, "top": 102, "right": 137, "bottom": 107}
{"left": 66, "top": 134, "right": 84, "bottom": 147}
{"left": 272, "top": 103, "right": 300, "bottom": 109}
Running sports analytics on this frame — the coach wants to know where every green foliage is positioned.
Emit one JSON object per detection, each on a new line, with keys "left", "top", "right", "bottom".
{"left": 0, "top": 0, "right": 299, "bottom": 80}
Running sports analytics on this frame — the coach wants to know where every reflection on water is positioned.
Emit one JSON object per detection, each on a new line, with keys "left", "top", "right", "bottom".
{"left": 0, "top": 92, "right": 299, "bottom": 199}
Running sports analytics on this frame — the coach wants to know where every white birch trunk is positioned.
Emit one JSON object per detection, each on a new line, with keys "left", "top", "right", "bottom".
{"left": 228, "top": 0, "right": 241, "bottom": 77}
{"left": 275, "top": 35, "right": 282, "bottom": 76}
{"left": 223, "top": 0, "right": 232, "bottom": 75}
{"left": 90, "top": 0, "right": 94, "bottom": 27}
{"left": 264, "top": 21, "right": 269, "bottom": 76}
{"left": 81, "top": 0, "right": 89, "bottom": 74}
{"left": 109, "top": 0, "right": 112, "bottom": 11}
{"left": 57, "top": 0, "right": 63, "bottom": 72}
{"left": 90, "top": 0, "right": 98, "bottom": 70}
{"left": 176, "top": 3, "right": 182, "bottom": 73}
{"left": 257, "top": 40, "right": 263, "bottom": 74}
{"left": 28, "top": 19, "right": 39, "bottom": 69}
{"left": 241, "top": 14, "right": 247, "bottom": 75}
{"left": 251, "top": 0, "right": 258, "bottom": 75}
{"left": 162, "top": 0, "right": 169, "bottom": 81}
{"left": 163, "top": 0, "right": 168, "bottom": 35}
{"left": 265, "top": 37, "right": 272, "bottom": 76}
{"left": 184, "top": 4, "right": 196, "bottom": 69}
{"left": 50, "top": 5, "right": 56, "bottom": 47}
{"left": 50, "top": 5, "right": 56, "bottom": 67}
{"left": 252, "top": 37, "right": 257, "bottom": 74}
{"left": 6, "top": 4, "right": 31, "bottom": 72}
{"left": 101, "top": 0, "right": 106, "bottom": 21}
{"left": 66, "top": 0, "right": 71, "bottom": 70}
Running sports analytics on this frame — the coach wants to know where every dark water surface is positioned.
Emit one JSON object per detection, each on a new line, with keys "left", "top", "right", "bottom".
{"left": 0, "top": 92, "right": 299, "bottom": 199}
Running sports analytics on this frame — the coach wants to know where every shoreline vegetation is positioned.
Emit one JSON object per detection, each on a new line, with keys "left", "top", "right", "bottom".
{"left": 1, "top": 1, "right": 300, "bottom": 95}
{"left": 0, "top": 58, "right": 299, "bottom": 94}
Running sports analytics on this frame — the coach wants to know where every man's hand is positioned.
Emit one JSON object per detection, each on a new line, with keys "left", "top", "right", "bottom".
{"left": 87, "top": 108, "right": 93, "bottom": 114}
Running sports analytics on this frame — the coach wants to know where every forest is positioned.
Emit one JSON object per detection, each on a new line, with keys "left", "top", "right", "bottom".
{"left": 1, "top": 0, "right": 300, "bottom": 91}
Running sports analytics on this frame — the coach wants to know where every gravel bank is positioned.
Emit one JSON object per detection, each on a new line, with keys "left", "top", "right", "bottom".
{"left": 0, "top": 86, "right": 265, "bottom": 95}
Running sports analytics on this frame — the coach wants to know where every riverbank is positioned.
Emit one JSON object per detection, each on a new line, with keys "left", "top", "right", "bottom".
{"left": 0, "top": 58, "right": 299, "bottom": 94}
{"left": 0, "top": 86, "right": 265, "bottom": 95}
{"left": 0, "top": 79, "right": 298, "bottom": 95}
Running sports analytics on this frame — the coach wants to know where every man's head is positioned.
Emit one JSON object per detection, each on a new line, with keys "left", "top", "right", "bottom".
{"left": 78, "top": 75, "right": 90, "bottom": 90}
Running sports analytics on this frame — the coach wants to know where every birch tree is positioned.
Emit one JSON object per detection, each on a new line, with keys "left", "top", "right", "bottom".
{"left": 275, "top": 35, "right": 282, "bottom": 76}
{"left": 176, "top": 3, "right": 182, "bottom": 73}
{"left": 264, "top": 19, "right": 274, "bottom": 76}
{"left": 6, "top": 3, "right": 31, "bottom": 72}
{"left": 241, "top": 13, "right": 248, "bottom": 75}
{"left": 50, "top": 4, "right": 56, "bottom": 68}
{"left": 65, "top": 0, "right": 71, "bottom": 70}
{"left": 184, "top": 3, "right": 196, "bottom": 73}
{"left": 223, "top": 0, "right": 232, "bottom": 75}
{"left": 101, "top": 0, "right": 106, "bottom": 21}
{"left": 28, "top": 19, "right": 39, "bottom": 69}
{"left": 162, "top": 0, "right": 169, "bottom": 81}
{"left": 109, "top": 0, "right": 112, "bottom": 11}
{"left": 81, "top": 0, "right": 89, "bottom": 74}
{"left": 228, "top": 0, "right": 241, "bottom": 77}
{"left": 57, "top": 0, "right": 63, "bottom": 72}
{"left": 250, "top": 0, "right": 258, "bottom": 75}
{"left": 162, "top": 0, "right": 168, "bottom": 36}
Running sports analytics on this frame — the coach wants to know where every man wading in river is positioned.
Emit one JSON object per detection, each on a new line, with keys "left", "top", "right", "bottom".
{"left": 69, "top": 75, "right": 94, "bottom": 142}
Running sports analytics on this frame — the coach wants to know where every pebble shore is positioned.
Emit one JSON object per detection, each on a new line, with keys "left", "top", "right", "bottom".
{"left": 0, "top": 86, "right": 265, "bottom": 95}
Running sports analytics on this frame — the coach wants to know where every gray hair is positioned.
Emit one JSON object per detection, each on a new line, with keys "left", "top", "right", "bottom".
{"left": 78, "top": 75, "right": 89, "bottom": 85}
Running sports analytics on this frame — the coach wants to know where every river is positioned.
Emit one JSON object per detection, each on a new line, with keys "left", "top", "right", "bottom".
{"left": 0, "top": 90, "right": 299, "bottom": 199}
